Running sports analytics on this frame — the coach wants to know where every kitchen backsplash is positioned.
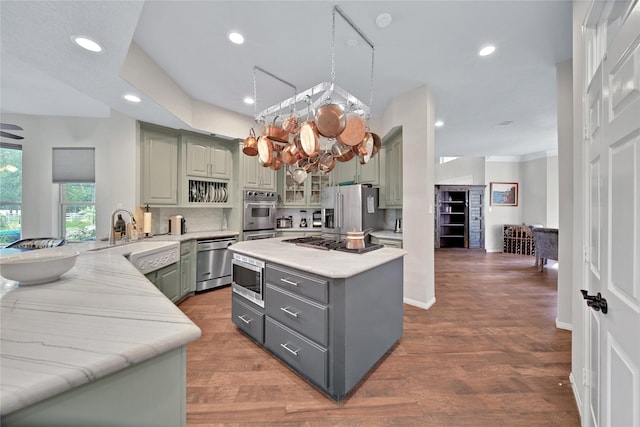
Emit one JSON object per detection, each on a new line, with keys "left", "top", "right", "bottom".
{"left": 276, "top": 208, "right": 322, "bottom": 228}
{"left": 275, "top": 207, "right": 402, "bottom": 230}
{"left": 148, "top": 207, "right": 226, "bottom": 235}
{"left": 383, "top": 208, "right": 402, "bottom": 231}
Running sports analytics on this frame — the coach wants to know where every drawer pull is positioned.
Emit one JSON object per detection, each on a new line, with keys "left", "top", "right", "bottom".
{"left": 280, "top": 278, "right": 299, "bottom": 287}
{"left": 280, "top": 342, "right": 300, "bottom": 356}
{"left": 237, "top": 314, "right": 253, "bottom": 324}
{"left": 280, "top": 306, "right": 300, "bottom": 318}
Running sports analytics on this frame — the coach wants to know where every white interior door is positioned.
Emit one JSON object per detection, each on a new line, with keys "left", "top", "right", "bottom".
{"left": 583, "top": 2, "right": 640, "bottom": 426}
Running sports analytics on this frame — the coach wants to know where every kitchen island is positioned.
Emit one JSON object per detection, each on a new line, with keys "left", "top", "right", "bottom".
{"left": 0, "top": 240, "right": 203, "bottom": 427}
{"left": 229, "top": 237, "right": 407, "bottom": 401}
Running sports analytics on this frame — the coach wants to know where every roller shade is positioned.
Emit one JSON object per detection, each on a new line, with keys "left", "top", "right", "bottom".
{"left": 52, "top": 147, "right": 95, "bottom": 183}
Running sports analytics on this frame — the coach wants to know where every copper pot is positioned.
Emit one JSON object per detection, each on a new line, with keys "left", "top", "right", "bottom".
{"left": 265, "top": 116, "right": 289, "bottom": 143}
{"left": 315, "top": 103, "right": 346, "bottom": 138}
{"left": 242, "top": 128, "right": 258, "bottom": 156}
{"left": 280, "top": 144, "right": 297, "bottom": 164}
{"left": 331, "top": 140, "right": 356, "bottom": 162}
{"left": 257, "top": 135, "right": 273, "bottom": 167}
{"left": 282, "top": 113, "right": 299, "bottom": 134}
{"left": 317, "top": 152, "right": 335, "bottom": 173}
{"left": 336, "top": 113, "right": 366, "bottom": 146}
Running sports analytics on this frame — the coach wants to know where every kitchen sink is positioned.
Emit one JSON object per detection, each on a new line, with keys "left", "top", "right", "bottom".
{"left": 89, "top": 241, "right": 180, "bottom": 274}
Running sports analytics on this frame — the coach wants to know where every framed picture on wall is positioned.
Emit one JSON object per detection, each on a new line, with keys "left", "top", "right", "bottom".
{"left": 490, "top": 182, "right": 518, "bottom": 206}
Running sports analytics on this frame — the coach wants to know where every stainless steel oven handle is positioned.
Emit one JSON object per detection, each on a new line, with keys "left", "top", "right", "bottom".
{"left": 280, "top": 342, "right": 300, "bottom": 356}
{"left": 245, "top": 202, "right": 276, "bottom": 208}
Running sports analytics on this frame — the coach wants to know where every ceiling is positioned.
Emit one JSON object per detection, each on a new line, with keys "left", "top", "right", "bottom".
{"left": 0, "top": 1, "right": 572, "bottom": 158}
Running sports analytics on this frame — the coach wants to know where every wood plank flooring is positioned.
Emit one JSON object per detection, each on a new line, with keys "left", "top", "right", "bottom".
{"left": 178, "top": 250, "right": 580, "bottom": 426}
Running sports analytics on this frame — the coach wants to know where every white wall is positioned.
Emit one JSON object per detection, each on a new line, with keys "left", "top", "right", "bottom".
{"left": 2, "top": 111, "right": 138, "bottom": 239}
{"left": 521, "top": 157, "right": 548, "bottom": 225}
{"left": 435, "top": 157, "right": 485, "bottom": 184}
{"left": 376, "top": 85, "right": 436, "bottom": 309}
{"left": 556, "top": 59, "right": 573, "bottom": 330}
{"left": 484, "top": 161, "right": 522, "bottom": 252}
{"left": 546, "top": 155, "right": 560, "bottom": 228}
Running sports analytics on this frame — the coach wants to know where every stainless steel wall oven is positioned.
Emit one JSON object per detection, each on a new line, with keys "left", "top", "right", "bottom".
{"left": 242, "top": 190, "right": 276, "bottom": 240}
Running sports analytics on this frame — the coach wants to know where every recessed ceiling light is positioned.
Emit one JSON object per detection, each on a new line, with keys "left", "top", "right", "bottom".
{"left": 72, "top": 36, "right": 103, "bottom": 53}
{"left": 123, "top": 94, "right": 141, "bottom": 103}
{"left": 228, "top": 32, "right": 245, "bottom": 45}
{"left": 375, "top": 13, "right": 392, "bottom": 29}
{"left": 243, "top": 97, "right": 254, "bottom": 105}
{"left": 435, "top": 120, "right": 444, "bottom": 127}
{"left": 478, "top": 45, "right": 496, "bottom": 57}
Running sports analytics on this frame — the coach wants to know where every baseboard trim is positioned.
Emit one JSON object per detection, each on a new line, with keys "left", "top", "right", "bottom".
{"left": 569, "top": 371, "right": 583, "bottom": 421}
{"left": 404, "top": 296, "right": 436, "bottom": 310}
{"left": 556, "top": 319, "right": 572, "bottom": 331}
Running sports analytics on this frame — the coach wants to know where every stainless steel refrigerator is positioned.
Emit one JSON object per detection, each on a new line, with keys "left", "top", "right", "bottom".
{"left": 321, "top": 184, "right": 383, "bottom": 239}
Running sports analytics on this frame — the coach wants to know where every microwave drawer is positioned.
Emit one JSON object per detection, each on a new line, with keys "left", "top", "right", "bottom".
{"left": 265, "top": 284, "right": 328, "bottom": 347}
{"left": 265, "top": 317, "right": 328, "bottom": 389}
{"left": 232, "top": 295, "right": 265, "bottom": 344}
{"left": 265, "top": 264, "right": 328, "bottom": 304}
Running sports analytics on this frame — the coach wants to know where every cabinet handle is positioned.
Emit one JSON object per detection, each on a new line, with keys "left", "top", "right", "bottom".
{"left": 280, "top": 342, "right": 300, "bottom": 356}
{"left": 237, "top": 314, "right": 253, "bottom": 324}
{"left": 280, "top": 278, "right": 299, "bottom": 287}
{"left": 280, "top": 306, "right": 300, "bottom": 318}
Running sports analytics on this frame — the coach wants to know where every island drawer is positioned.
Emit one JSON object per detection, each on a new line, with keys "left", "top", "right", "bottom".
{"left": 265, "top": 264, "right": 328, "bottom": 304}
{"left": 232, "top": 295, "right": 264, "bottom": 343}
{"left": 265, "top": 284, "right": 328, "bottom": 346}
{"left": 265, "top": 317, "right": 328, "bottom": 389}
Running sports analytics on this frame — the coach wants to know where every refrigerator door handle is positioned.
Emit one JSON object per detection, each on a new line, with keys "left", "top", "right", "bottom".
{"left": 338, "top": 193, "right": 343, "bottom": 228}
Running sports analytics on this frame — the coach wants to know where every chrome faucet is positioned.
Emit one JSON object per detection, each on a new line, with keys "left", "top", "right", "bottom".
{"left": 109, "top": 209, "right": 137, "bottom": 245}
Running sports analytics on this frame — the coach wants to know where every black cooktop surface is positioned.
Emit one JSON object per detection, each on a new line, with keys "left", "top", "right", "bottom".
{"left": 282, "top": 236, "right": 383, "bottom": 254}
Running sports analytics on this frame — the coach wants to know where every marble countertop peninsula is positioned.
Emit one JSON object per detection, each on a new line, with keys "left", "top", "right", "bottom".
{"left": 0, "top": 239, "right": 204, "bottom": 415}
{"left": 230, "top": 237, "right": 406, "bottom": 278}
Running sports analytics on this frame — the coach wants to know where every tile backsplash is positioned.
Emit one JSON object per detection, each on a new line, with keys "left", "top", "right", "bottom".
{"left": 148, "top": 207, "right": 226, "bottom": 235}
{"left": 383, "top": 208, "right": 402, "bottom": 230}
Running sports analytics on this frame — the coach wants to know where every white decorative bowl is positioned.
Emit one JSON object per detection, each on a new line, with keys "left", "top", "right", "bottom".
{"left": 0, "top": 248, "right": 80, "bottom": 285}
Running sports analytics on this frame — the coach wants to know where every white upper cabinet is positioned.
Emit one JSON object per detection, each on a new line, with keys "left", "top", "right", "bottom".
{"left": 141, "top": 128, "right": 179, "bottom": 205}
{"left": 185, "top": 136, "right": 232, "bottom": 180}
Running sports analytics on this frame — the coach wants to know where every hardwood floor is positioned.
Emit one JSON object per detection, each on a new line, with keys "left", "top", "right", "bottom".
{"left": 178, "top": 250, "right": 580, "bottom": 426}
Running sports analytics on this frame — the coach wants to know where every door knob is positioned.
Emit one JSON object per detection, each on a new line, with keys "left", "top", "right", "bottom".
{"left": 580, "top": 290, "right": 608, "bottom": 314}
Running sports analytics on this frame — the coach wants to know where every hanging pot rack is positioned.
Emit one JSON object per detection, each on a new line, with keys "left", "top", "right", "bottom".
{"left": 244, "top": 5, "right": 378, "bottom": 181}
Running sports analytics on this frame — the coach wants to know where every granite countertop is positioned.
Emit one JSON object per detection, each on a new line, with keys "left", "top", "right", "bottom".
{"left": 230, "top": 237, "right": 406, "bottom": 278}
{"left": 370, "top": 230, "right": 403, "bottom": 241}
{"left": 0, "top": 238, "right": 205, "bottom": 415}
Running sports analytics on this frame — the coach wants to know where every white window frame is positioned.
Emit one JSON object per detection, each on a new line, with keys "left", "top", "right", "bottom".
{"left": 59, "top": 183, "right": 96, "bottom": 241}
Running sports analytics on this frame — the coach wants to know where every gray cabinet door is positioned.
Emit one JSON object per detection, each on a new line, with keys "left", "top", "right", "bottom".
{"left": 232, "top": 296, "right": 265, "bottom": 343}
{"left": 265, "top": 317, "right": 328, "bottom": 388}
{"left": 265, "top": 284, "right": 329, "bottom": 347}
{"left": 155, "top": 263, "right": 180, "bottom": 302}
{"left": 468, "top": 189, "right": 484, "bottom": 249}
{"left": 265, "top": 264, "right": 329, "bottom": 304}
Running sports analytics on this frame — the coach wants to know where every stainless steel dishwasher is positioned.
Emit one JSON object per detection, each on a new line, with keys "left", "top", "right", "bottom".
{"left": 196, "top": 237, "right": 237, "bottom": 292}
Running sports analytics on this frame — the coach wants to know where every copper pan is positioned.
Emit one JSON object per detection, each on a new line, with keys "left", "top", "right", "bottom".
{"left": 336, "top": 113, "right": 366, "bottom": 146}
{"left": 315, "top": 103, "right": 346, "bottom": 138}
{"left": 242, "top": 128, "right": 258, "bottom": 156}
{"left": 358, "top": 133, "right": 375, "bottom": 165}
{"left": 282, "top": 113, "right": 299, "bottom": 134}
{"left": 370, "top": 132, "right": 382, "bottom": 157}
{"left": 317, "top": 152, "right": 335, "bottom": 173}
{"left": 331, "top": 140, "right": 356, "bottom": 162}
{"left": 257, "top": 135, "right": 273, "bottom": 167}
{"left": 299, "top": 120, "right": 319, "bottom": 157}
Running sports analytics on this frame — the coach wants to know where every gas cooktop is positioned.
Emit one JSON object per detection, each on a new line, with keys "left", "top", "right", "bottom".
{"left": 282, "top": 236, "right": 383, "bottom": 254}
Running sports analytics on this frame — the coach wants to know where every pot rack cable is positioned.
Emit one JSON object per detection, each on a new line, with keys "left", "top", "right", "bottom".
{"left": 255, "top": 5, "right": 375, "bottom": 121}
{"left": 253, "top": 65, "right": 297, "bottom": 123}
